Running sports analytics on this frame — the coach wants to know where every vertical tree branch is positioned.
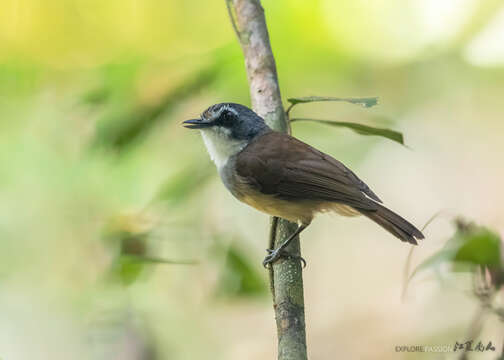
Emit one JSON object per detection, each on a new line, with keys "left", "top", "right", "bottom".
{"left": 226, "top": 1, "right": 307, "bottom": 359}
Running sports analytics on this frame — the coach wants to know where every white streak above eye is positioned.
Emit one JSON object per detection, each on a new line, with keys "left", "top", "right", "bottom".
{"left": 204, "top": 103, "right": 238, "bottom": 122}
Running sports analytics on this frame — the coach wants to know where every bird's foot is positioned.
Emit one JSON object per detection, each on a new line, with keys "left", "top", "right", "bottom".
{"left": 262, "top": 248, "right": 307, "bottom": 268}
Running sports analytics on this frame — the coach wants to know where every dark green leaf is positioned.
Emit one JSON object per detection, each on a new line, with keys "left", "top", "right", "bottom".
{"left": 290, "top": 118, "right": 404, "bottom": 145}
{"left": 114, "top": 255, "right": 147, "bottom": 285}
{"left": 120, "top": 233, "right": 149, "bottom": 256}
{"left": 81, "top": 86, "right": 111, "bottom": 106}
{"left": 287, "top": 96, "right": 378, "bottom": 108}
{"left": 408, "top": 224, "right": 468, "bottom": 280}
{"left": 109, "top": 253, "right": 195, "bottom": 286}
{"left": 214, "top": 242, "right": 267, "bottom": 298}
{"left": 454, "top": 229, "right": 501, "bottom": 267}
{"left": 411, "top": 220, "right": 502, "bottom": 280}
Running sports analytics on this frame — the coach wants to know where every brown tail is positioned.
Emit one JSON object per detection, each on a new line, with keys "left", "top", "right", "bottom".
{"left": 360, "top": 203, "right": 424, "bottom": 245}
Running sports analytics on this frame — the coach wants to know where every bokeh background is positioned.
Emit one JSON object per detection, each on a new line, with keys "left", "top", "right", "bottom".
{"left": 1, "top": 0, "right": 503, "bottom": 359}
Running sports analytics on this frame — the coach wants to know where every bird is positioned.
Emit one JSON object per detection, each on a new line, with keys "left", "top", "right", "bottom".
{"left": 183, "top": 103, "right": 424, "bottom": 266}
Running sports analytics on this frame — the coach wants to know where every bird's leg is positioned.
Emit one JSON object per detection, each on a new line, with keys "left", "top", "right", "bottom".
{"left": 263, "top": 224, "right": 308, "bottom": 268}
{"left": 265, "top": 249, "right": 307, "bottom": 268}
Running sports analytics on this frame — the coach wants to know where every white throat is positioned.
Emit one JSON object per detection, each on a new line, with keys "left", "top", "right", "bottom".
{"left": 200, "top": 129, "right": 247, "bottom": 169}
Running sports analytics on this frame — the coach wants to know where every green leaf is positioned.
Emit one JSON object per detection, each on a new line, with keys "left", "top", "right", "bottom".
{"left": 214, "top": 242, "right": 267, "bottom": 298}
{"left": 287, "top": 96, "right": 378, "bottom": 108}
{"left": 109, "top": 253, "right": 196, "bottom": 286}
{"left": 81, "top": 86, "right": 111, "bottom": 106}
{"left": 114, "top": 255, "right": 147, "bottom": 285}
{"left": 290, "top": 118, "right": 404, "bottom": 145}
{"left": 410, "top": 248, "right": 457, "bottom": 280}
{"left": 454, "top": 229, "right": 501, "bottom": 267}
{"left": 410, "top": 220, "right": 502, "bottom": 280}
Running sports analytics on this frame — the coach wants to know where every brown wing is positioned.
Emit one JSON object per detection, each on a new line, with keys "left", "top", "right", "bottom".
{"left": 235, "top": 131, "right": 381, "bottom": 211}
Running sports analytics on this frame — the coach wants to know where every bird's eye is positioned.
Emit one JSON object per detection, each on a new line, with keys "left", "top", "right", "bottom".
{"left": 217, "top": 110, "right": 235, "bottom": 128}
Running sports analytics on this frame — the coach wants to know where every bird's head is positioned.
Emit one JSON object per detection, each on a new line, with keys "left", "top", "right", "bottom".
{"left": 183, "top": 103, "right": 268, "bottom": 140}
{"left": 183, "top": 103, "right": 270, "bottom": 168}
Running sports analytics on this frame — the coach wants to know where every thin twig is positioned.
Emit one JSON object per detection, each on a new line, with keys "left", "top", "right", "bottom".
{"left": 225, "top": 0, "right": 240, "bottom": 39}
{"left": 459, "top": 305, "right": 487, "bottom": 360}
{"left": 285, "top": 103, "right": 295, "bottom": 121}
{"left": 226, "top": 1, "right": 307, "bottom": 359}
{"left": 401, "top": 210, "right": 445, "bottom": 301}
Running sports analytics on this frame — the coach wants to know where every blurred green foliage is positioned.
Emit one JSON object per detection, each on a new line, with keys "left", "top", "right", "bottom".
{"left": 102, "top": 212, "right": 156, "bottom": 285}
{"left": 89, "top": 59, "right": 224, "bottom": 151}
{"left": 412, "top": 218, "right": 503, "bottom": 287}
{"left": 154, "top": 163, "right": 214, "bottom": 206}
{"left": 213, "top": 239, "right": 267, "bottom": 298}
{"left": 454, "top": 227, "right": 501, "bottom": 268}
{"left": 410, "top": 218, "right": 504, "bottom": 354}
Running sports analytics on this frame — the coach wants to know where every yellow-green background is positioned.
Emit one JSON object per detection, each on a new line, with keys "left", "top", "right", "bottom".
{"left": 1, "top": 0, "right": 503, "bottom": 359}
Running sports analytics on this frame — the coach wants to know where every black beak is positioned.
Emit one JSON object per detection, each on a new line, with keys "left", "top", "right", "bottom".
{"left": 182, "top": 118, "right": 213, "bottom": 129}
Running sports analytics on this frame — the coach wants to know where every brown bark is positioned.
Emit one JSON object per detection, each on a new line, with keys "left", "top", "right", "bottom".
{"left": 226, "top": 1, "right": 307, "bottom": 359}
